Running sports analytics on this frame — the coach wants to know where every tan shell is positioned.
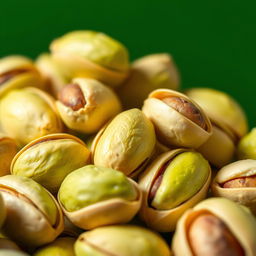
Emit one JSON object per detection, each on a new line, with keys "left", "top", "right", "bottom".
{"left": 58, "top": 179, "right": 142, "bottom": 230}
{"left": 172, "top": 197, "right": 256, "bottom": 256}
{"left": 212, "top": 159, "right": 256, "bottom": 214}
{"left": 138, "top": 149, "right": 211, "bottom": 232}
{"left": 142, "top": 89, "right": 212, "bottom": 148}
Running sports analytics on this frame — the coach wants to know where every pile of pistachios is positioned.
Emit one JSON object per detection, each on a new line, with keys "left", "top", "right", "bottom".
{"left": 0, "top": 30, "right": 255, "bottom": 256}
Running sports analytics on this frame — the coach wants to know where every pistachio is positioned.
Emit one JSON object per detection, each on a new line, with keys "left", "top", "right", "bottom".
{"left": 93, "top": 109, "right": 156, "bottom": 177}
{"left": 0, "top": 87, "right": 63, "bottom": 146}
{"left": 56, "top": 78, "right": 121, "bottom": 134}
{"left": 74, "top": 225, "right": 171, "bottom": 256}
{"left": 142, "top": 89, "right": 212, "bottom": 148}
{"left": 0, "top": 175, "right": 64, "bottom": 247}
{"left": 11, "top": 133, "right": 90, "bottom": 193}
{"left": 58, "top": 165, "right": 142, "bottom": 229}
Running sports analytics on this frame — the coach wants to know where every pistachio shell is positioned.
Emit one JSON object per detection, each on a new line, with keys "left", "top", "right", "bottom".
{"left": 0, "top": 134, "right": 17, "bottom": 176}
{"left": 0, "top": 175, "right": 64, "bottom": 247}
{"left": 172, "top": 198, "right": 256, "bottom": 256}
{"left": 117, "top": 53, "right": 180, "bottom": 109}
{"left": 0, "top": 87, "right": 63, "bottom": 146}
{"left": 186, "top": 88, "right": 248, "bottom": 139}
{"left": 139, "top": 149, "right": 211, "bottom": 232}
{"left": 33, "top": 237, "right": 75, "bottom": 256}
{"left": 212, "top": 159, "right": 256, "bottom": 214}
{"left": 237, "top": 128, "right": 256, "bottom": 160}
{"left": 50, "top": 31, "right": 129, "bottom": 87}
{"left": 0, "top": 55, "right": 44, "bottom": 97}
{"left": 58, "top": 165, "right": 142, "bottom": 230}
{"left": 74, "top": 225, "right": 171, "bottom": 256}
{"left": 11, "top": 133, "right": 90, "bottom": 193}
{"left": 36, "top": 53, "right": 67, "bottom": 97}
{"left": 0, "top": 250, "right": 29, "bottom": 256}
{"left": 56, "top": 78, "right": 122, "bottom": 133}
{"left": 142, "top": 89, "right": 212, "bottom": 148}
{"left": 93, "top": 109, "right": 156, "bottom": 177}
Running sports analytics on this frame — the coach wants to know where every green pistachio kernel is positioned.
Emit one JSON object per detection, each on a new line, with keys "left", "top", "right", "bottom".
{"left": 59, "top": 165, "right": 137, "bottom": 212}
{"left": 152, "top": 151, "right": 209, "bottom": 210}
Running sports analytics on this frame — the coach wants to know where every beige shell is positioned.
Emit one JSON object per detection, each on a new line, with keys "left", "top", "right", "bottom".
{"left": 58, "top": 179, "right": 142, "bottom": 230}
{"left": 212, "top": 159, "right": 256, "bottom": 214}
{"left": 138, "top": 149, "right": 211, "bottom": 232}
{"left": 172, "top": 197, "right": 256, "bottom": 256}
{"left": 142, "top": 89, "right": 212, "bottom": 148}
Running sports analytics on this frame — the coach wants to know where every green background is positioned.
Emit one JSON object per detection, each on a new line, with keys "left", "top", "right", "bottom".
{"left": 1, "top": 0, "right": 255, "bottom": 127}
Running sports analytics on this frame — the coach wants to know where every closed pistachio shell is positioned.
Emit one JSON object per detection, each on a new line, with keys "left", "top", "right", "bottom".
{"left": 58, "top": 165, "right": 142, "bottom": 230}
{"left": 117, "top": 53, "right": 180, "bottom": 109}
{"left": 50, "top": 31, "right": 129, "bottom": 87}
{"left": 11, "top": 133, "right": 90, "bottom": 193}
{"left": 142, "top": 89, "right": 212, "bottom": 148}
{"left": 139, "top": 149, "right": 211, "bottom": 232}
{"left": 0, "top": 87, "right": 63, "bottom": 146}
{"left": 172, "top": 198, "right": 256, "bottom": 256}
{"left": 237, "top": 128, "right": 256, "bottom": 160}
{"left": 212, "top": 159, "right": 256, "bottom": 214}
{"left": 74, "top": 225, "right": 171, "bottom": 256}
{"left": 33, "top": 237, "right": 75, "bottom": 256}
{"left": 0, "top": 134, "right": 17, "bottom": 176}
{"left": 93, "top": 109, "right": 156, "bottom": 177}
{"left": 0, "top": 55, "right": 44, "bottom": 98}
{"left": 0, "top": 175, "right": 64, "bottom": 247}
{"left": 186, "top": 88, "right": 248, "bottom": 139}
{"left": 56, "top": 78, "right": 122, "bottom": 133}
{"left": 0, "top": 250, "right": 29, "bottom": 256}
{"left": 36, "top": 53, "right": 67, "bottom": 97}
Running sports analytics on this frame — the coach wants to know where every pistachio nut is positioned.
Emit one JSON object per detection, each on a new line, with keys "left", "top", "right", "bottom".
{"left": 139, "top": 149, "right": 211, "bottom": 232}
{"left": 50, "top": 30, "right": 129, "bottom": 87}
{"left": 0, "top": 250, "right": 29, "bottom": 256}
{"left": 0, "top": 175, "right": 64, "bottom": 247}
{"left": 186, "top": 88, "right": 248, "bottom": 140}
{"left": 33, "top": 237, "right": 75, "bottom": 256}
{"left": 237, "top": 128, "right": 256, "bottom": 160}
{"left": 117, "top": 53, "right": 180, "bottom": 109}
{"left": 11, "top": 133, "right": 90, "bottom": 193}
{"left": 172, "top": 197, "right": 256, "bottom": 256}
{"left": 58, "top": 165, "right": 142, "bottom": 230}
{"left": 74, "top": 225, "right": 171, "bottom": 256}
{"left": 36, "top": 53, "right": 67, "bottom": 97}
{"left": 0, "top": 87, "right": 63, "bottom": 146}
{"left": 142, "top": 89, "right": 212, "bottom": 148}
{"left": 93, "top": 109, "right": 156, "bottom": 177}
{"left": 0, "top": 55, "right": 44, "bottom": 98}
{"left": 56, "top": 78, "right": 122, "bottom": 134}
{"left": 0, "top": 238, "right": 20, "bottom": 250}
{"left": 0, "top": 134, "right": 17, "bottom": 176}
{"left": 212, "top": 159, "right": 256, "bottom": 214}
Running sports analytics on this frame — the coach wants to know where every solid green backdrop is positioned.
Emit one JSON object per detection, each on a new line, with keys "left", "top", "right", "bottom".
{"left": 0, "top": 0, "right": 255, "bottom": 127}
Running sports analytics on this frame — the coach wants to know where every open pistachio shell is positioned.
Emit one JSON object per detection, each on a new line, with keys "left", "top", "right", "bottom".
{"left": 36, "top": 53, "right": 67, "bottom": 97}
{"left": 0, "top": 134, "right": 17, "bottom": 176}
{"left": 117, "top": 53, "right": 180, "bottom": 109}
{"left": 142, "top": 89, "right": 212, "bottom": 148}
{"left": 0, "top": 250, "right": 29, "bottom": 256}
{"left": 0, "top": 175, "right": 64, "bottom": 247}
{"left": 93, "top": 109, "right": 156, "bottom": 177}
{"left": 172, "top": 197, "right": 256, "bottom": 256}
{"left": 0, "top": 55, "right": 44, "bottom": 98}
{"left": 186, "top": 88, "right": 248, "bottom": 139}
{"left": 50, "top": 31, "right": 129, "bottom": 87}
{"left": 139, "top": 149, "right": 211, "bottom": 232}
{"left": 212, "top": 159, "right": 256, "bottom": 214}
{"left": 33, "top": 237, "right": 75, "bottom": 256}
{"left": 74, "top": 225, "right": 171, "bottom": 256}
{"left": 197, "top": 123, "right": 235, "bottom": 168}
{"left": 56, "top": 78, "right": 122, "bottom": 134}
{"left": 237, "top": 128, "right": 256, "bottom": 160}
{"left": 0, "top": 87, "right": 63, "bottom": 146}
{"left": 11, "top": 133, "right": 90, "bottom": 193}
{"left": 0, "top": 238, "right": 20, "bottom": 250}
{"left": 58, "top": 165, "right": 142, "bottom": 230}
